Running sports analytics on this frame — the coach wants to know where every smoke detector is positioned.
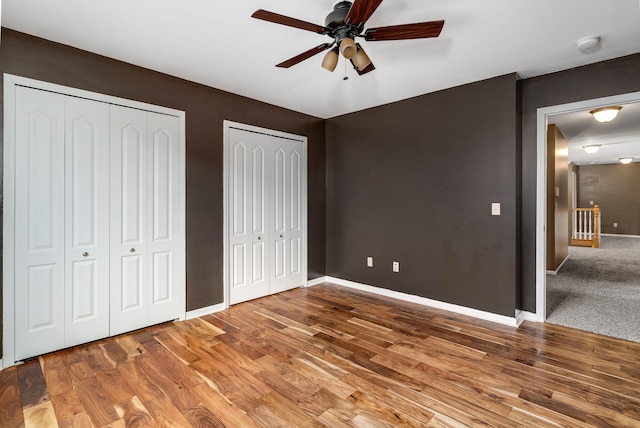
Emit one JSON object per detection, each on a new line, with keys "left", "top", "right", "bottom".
{"left": 576, "top": 36, "right": 600, "bottom": 52}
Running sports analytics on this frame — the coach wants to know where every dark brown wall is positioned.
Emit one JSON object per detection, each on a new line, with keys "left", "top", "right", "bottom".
{"left": 326, "top": 74, "right": 520, "bottom": 317}
{"left": 3, "top": 26, "right": 640, "bottom": 359}
{"left": 521, "top": 53, "right": 640, "bottom": 312}
{"left": 577, "top": 163, "right": 640, "bottom": 235}
{"left": 0, "top": 28, "right": 327, "bottom": 357}
{"left": 546, "top": 125, "right": 569, "bottom": 271}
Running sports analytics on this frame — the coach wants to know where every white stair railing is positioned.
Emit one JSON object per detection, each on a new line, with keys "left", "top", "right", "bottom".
{"left": 571, "top": 205, "right": 600, "bottom": 248}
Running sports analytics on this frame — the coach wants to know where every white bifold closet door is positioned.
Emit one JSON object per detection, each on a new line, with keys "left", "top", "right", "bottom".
{"left": 228, "top": 127, "right": 305, "bottom": 305}
{"left": 64, "top": 97, "right": 111, "bottom": 347}
{"left": 110, "top": 106, "right": 181, "bottom": 336}
{"left": 15, "top": 87, "right": 66, "bottom": 359}
{"left": 13, "top": 86, "right": 182, "bottom": 360}
{"left": 15, "top": 87, "right": 110, "bottom": 359}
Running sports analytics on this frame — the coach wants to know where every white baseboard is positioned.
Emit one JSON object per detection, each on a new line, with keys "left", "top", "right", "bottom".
{"left": 186, "top": 303, "right": 226, "bottom": 320}
{"left": 316, "top": 276, "right": 521, "bottom": 328}
{"left": 601, "top": 233, "right": 640, "bottom": 238}
{"left": 546, "top": 255, "right": 569, "bottom": 275}
{"left": 306, "top": 277, "right": 328, "bottom": 287}
{"left": 516, "top": 309, "right": 537, "bottom": 325}
{"left": 182, "top": 276, "right": 537, "bottom": 328}
{"left": 515, "top": 310, "right": 524, "bottom": 326}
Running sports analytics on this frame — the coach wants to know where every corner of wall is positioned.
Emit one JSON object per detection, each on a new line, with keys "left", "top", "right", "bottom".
{"left": 516, "top": 77, "right": 523, "bottom": 311}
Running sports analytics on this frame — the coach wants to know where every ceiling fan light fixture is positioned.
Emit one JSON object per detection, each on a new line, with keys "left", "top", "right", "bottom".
{"left": 583, "top": 145, "right": 601, "bottom": 154}
{"left": 321, "top": 47, "right": 339, "bottom": 72}
{"left": 251, "top": 2, "right": 444, "bottom": 76}
{"left": 590, "top": 106, "right": 622, "bottom": 123}
{"left": 353, "top": 46, "right": 372, "bottom": 70}
{"left": 619, "top": 157, "right": 633, "bottom": 164}
{"left": 339, "top": 37, "right": 357, "bottom": 60}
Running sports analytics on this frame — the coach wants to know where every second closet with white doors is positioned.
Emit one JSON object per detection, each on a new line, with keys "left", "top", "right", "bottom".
{"left": 225, "top": 122, "right": 307, "bottom": 306}
{"left": 11, "top": 83, "right": 184, "bottom": 361}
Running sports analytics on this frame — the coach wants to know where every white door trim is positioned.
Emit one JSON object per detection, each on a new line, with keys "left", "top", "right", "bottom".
{"left": 535, "top": 90, "right": 640, "bottom": 322}
{"left": 223, "top": 120, "right": 308, "bottom": 308}
{"left": 3, "top": 74, "right": 187, "bottom": 369}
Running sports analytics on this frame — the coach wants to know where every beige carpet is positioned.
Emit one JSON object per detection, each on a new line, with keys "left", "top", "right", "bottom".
{"left": 546, "top": 235, "right": 640, "bottom": 343}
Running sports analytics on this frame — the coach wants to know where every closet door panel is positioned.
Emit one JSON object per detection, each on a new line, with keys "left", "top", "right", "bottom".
{"left": 110, "top": 105, "right": 149, "bottom": 335}
{"left": 64, "top": 97, "right": 110, "bottom": 347}
{"left": 288, "top": 149, "right": 303, "bottom": 277}
{"left": 14, "top": 87, "right": 66, "bottom": 360}
{"left": 228, "top": 128, "right": 270, "bottom": 304}
{"left": 270, "top": 140, "right": 304, "bottom": 294}
{"left": 147, "top": 112, "right": 181, "bottom": 324}
{"left": 272, "top": 148, "right": 287, "bottom": 283}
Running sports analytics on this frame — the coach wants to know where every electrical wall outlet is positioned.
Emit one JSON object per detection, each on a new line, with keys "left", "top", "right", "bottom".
{"left": 393, "top": 261, "right": 400, "bottom": 272}
{"left": 491, "top": 203, "right": 501, "bottom": 216}
{"left": 614, "top": 223, "right": 618, "bottom": 228}
{"left": 590, "top": 201, "right": 594, "bottom": 206}
{"left": 367, "top": 257, "right": 373, "bottom": 267}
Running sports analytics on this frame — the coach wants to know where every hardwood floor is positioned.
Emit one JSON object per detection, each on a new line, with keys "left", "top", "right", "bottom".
{"left": 2, "top": 283, "right": 640, "bottom": 427}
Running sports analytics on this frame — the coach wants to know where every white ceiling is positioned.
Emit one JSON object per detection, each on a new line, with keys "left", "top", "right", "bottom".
{"left": 2, "top": 0, "right": 640, "bottom": 119}
{"left": 550, "top": 102, "right": 640, "bottom": 165}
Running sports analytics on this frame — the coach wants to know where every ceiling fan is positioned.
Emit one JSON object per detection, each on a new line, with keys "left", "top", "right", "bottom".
{"left": 251, "top": 0, "right": 445, "bottom": 75}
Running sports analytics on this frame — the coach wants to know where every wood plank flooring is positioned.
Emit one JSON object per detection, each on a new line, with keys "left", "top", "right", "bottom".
{"left": 3, "top": 283, "right": 640, "bottom": 427}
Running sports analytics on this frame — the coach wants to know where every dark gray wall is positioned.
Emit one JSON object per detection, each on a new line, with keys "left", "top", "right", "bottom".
{"left": 3, "top": 25, "right": 640, "bottom": 360}
{"left": 0, "top": 28, "right": 327, "bottom": 358}
{"left": 577, "top": 163, "right": 640, "bottom": 235}
{"left": 521, "top": 53, "right": 640, "bottom": 312}
{"left": 326, "top": 74, "right": 520, "bottom": 317}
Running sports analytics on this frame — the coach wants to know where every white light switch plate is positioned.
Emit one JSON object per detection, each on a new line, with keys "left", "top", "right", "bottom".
{"left": 491, "top": 203, "right": 501, "bottom": 216}
{"left": 367, "top": 257, "right": 373, "bottom": 267}
{"left": 392, "top": 261, "right": 400, "bottom": 272}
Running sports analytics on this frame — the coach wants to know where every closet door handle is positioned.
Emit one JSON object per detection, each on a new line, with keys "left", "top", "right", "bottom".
{"left": 130, "top": 248, "right": 136, "bottom": 253}
{"left": 257, "top": 237, "right": 261, "bottom": 240}
{"left": 82, "top": 252, "right": 89, "bottom": 257}
{"left": 280, "top": 235, "right": 283, "bottom": 238}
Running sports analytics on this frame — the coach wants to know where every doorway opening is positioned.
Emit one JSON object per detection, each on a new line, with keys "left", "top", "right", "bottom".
{"left": 536, "top": 90, "right": 640, "bottom": 341}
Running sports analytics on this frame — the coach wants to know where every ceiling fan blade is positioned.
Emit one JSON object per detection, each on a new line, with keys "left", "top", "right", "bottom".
{"left": 252, "top": 9, "right": 328, "bottom": 34}
{"left": 276, "top": 43, "right": 333, "bottom": 68}
{"left": 345, "top": 0, "right": 384, "bottom": 27}
{"left": 364, "top": 20, "right": 445, "bottom": 41}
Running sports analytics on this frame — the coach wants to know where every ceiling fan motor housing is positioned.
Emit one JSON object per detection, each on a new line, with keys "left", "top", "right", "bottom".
{"left": 325, "top": 1, "right": 353, "bottom": 28}
{"left": 325, "top": 1, "right": 360, "bottom": 58}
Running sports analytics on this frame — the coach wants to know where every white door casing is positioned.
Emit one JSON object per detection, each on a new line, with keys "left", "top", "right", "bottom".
{"left": 224, "top": 122, "right": 308, "bottom": 306}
